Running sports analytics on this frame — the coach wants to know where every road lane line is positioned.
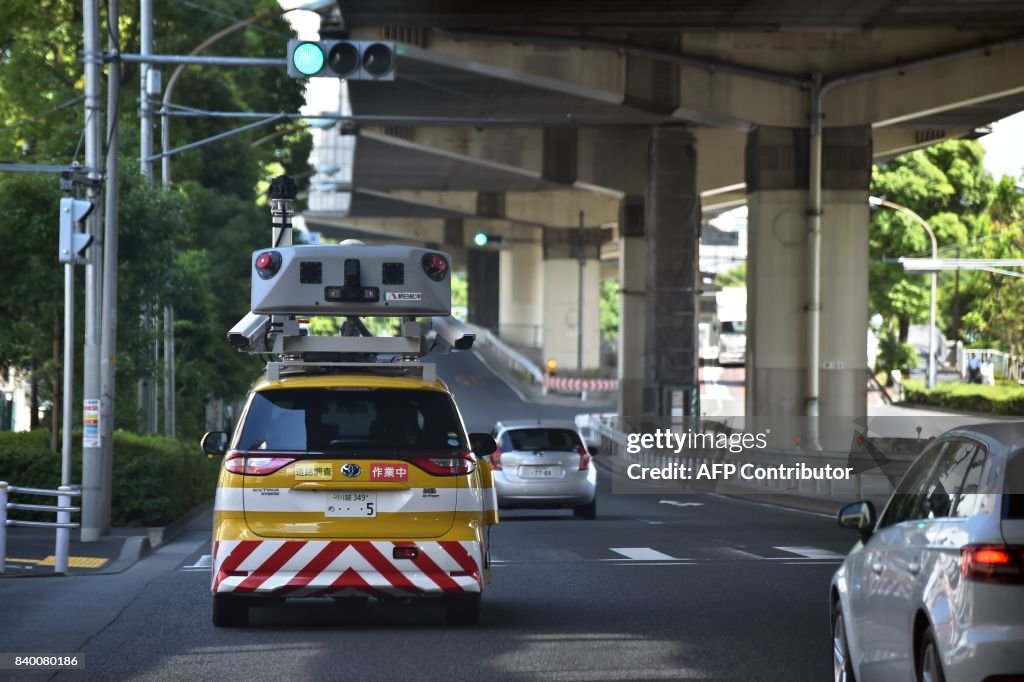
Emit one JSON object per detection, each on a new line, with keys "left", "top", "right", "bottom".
{"left": 659, "top": 500, "right": 704, "bottom": 508}
{"left": 774, "top": 546, "right": 845, "bottom": 559}
{"left": 610, "top": 547, "right": 677, "bottom": 561}
{"left": 715, "top": 547, "right": 764, "bottom": 560}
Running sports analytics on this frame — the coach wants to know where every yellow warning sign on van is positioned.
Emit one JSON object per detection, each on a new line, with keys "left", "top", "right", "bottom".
{"left": 294, "top": 462, "right": 333, "bottom": 480}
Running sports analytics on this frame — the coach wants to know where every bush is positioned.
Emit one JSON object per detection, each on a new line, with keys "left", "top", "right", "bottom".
{"left": 0, "top": 430, "right": 219, "bottom": 526}
{"left": 874, "top": 328, "right": 919, "bottom": 378}
{"left": 902, "top": 379, "right": 1024, "bottom": 416}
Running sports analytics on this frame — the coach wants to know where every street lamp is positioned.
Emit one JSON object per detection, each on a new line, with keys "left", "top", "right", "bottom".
{"left": 869, "top": 196, "right": 938, "bottom": 389}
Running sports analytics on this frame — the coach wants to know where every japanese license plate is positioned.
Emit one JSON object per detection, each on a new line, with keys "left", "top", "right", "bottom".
{"left": 520, "top": 466, "right": 557, "bottom": 479}
{"left": 326, "top": 492, "right": 377, "bottom": 517}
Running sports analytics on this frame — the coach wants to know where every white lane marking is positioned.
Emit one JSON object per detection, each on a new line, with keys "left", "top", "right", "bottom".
{"left": 774, "top": 546, "right": 845, "bottom": 560}
{"left": 715, "top": 547, "right": 764, "bottom": 560}
{"left": 659, "top": 500, "right": 704, "bottom": 508}
{"left": 611, "top": 561, "right": 694, "bottom": 566}
{"left": 610, "top": 547, "right": 677, "bottom": 561}
{"left": 181, "top": 554, "right": 212, "bottom": 571}
{"left": 781, "top": 561, "right": 843, "bottom": 565}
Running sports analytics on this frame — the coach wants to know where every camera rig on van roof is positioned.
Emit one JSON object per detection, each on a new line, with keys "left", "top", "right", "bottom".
{"left": 226, "top": 176, "right": 474, "bottom": 379}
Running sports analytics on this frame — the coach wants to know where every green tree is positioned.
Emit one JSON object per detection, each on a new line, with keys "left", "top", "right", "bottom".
{"left": 870, "top": 141, "right": 993, "bottom": 342}
{"left": 0, "top": 0, "right": 312, "bottom": 438}
{"left": 715, "top": 263, "right": 746, "bottom": 288}
{"left": 599, "top": 279, "right": 619, "bottom": 341}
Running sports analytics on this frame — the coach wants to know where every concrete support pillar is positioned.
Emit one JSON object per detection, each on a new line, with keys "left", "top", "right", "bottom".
{"left": 618, "top": 196, "right": 646, "bottom": 418}
{"left": 467, "top": 249, "right": 500, "bottom": 331}
{"left": 540, "top": 256, "right": 601, "bottom": 372}
{"left": 643, "top": 127, "right": 701, "bottom": 416}
{"left": 498, "top": 240, "right": 543, "bottom": 347}
{"left": 745, "top": 126, "right": 871, "bottom": 423}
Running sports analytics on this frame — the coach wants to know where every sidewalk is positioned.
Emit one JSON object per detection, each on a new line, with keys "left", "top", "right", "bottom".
{"left": 2, "top": 499, "right": 212, "bottom": 577}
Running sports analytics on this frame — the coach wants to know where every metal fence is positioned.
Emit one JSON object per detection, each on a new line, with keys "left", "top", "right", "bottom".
{"left": 0, "top": 482, "right": 81, "bottom": 574}
{"left": 958, "top": 347, "right": 1024, "bottom": 383}
{"left": 577, "top": 414, "right": 916, "bottom": 509}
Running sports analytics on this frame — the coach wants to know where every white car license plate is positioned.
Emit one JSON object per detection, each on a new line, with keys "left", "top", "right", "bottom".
{"left": 520, "top": 466, "right": 557, "bottom": 479}
{"left": 326, "top": 492, "right": 377, "bottom": 517}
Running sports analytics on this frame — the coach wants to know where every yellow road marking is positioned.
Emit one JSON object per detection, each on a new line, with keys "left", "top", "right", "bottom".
{"left": 35, "top": 555, "right": 109, "bottom": 568}
{"left": 5, "top": 557, "right": 42, "bottom": 564}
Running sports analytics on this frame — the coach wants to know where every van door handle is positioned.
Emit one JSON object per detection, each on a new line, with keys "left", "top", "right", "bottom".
{"left": 870, "top": 561, "right": 884, "bottom": 575}
{"left": 907, "top": 562, "right": 921, "bottom": 575}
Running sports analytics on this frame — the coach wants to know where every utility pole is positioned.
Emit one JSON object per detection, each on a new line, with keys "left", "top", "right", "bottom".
{"left": 97, "top": 0, "right": 120, "bottom": 535}
{"left": 80, "top": 0, "right": 105, "bottom": 542}
{"left": 138, "top": 0, "right": 155, "bottom": 433}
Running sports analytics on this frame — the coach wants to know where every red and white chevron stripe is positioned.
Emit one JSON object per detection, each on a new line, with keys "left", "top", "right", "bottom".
{"left": 543, "top": 377, "right": 619, "bottom": 393}
{"left": 211, "top": 540, "right": 483, "bottom": 598}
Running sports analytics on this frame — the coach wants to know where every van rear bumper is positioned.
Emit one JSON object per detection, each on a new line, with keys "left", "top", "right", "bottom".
{"left": 211, "top": 539, "right": 483, "bottom": 597}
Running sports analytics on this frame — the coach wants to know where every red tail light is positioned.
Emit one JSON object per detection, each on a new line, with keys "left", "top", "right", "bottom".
{"left": 961, "top": 545, "right": 1024, "bottom": 584}
{"left": 491, "top": 446, "right": 503, "bottom": 471}
{"left": 578, "top": 445, "right": 591, "bottom": 471}
{"left": 410, "top": 453, "right": 477, "bottom": 476}
{"left": 223, "top": 450, "right": 296, "bottom": 476}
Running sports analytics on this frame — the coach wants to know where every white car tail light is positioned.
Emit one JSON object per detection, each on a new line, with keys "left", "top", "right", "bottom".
{"left": 961, "top": 544, "right": 1024, "bottom": 584}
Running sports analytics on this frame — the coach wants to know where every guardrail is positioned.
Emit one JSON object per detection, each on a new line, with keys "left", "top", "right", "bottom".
{"left": 0, "top": 482, "right": 81, "bottom": 574}
{"left": 576, "top": 414, "right": 916, "bottom": 510}
{"left": 464, "top": 323, "right": 546, "bottom": 385}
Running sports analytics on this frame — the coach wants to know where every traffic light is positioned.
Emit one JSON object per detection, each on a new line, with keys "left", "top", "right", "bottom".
{"left": 287, "top": 39, "right": 396, "bottom": 80}
{"left": 473, "top": 232, "right": 504, "bottom": 247}
{"left": 58, "top": 196, "right": 94, "bottom": 264}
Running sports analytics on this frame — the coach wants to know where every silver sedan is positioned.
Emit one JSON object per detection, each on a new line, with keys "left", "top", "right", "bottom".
{"left": 489, "top": 420, "right": 598, "bottom": 519}
{"left": 831, "top": 421, "right": 1024, "bottom": 682}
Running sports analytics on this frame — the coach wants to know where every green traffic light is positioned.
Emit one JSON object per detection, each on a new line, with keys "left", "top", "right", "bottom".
{"left": 292, "top": 42, "right": 325, "bottom": 76}
{"left": 474, "top": 232, "right": 488, "bottom": 247}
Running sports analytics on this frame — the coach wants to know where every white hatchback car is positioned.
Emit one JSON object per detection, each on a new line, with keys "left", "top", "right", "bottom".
{"left": 490, "top": 420, "right": 597, "bottom": 519}
{"left": 831, "top": 421, "right": 1024, "bottom": 682}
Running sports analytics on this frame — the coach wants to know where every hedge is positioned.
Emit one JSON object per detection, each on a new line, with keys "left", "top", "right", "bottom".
{"left": 901, "top": 379, "right": 1024, "bottom": 416}
{"left": 0, "top": 430, "right": 219, "bottom": 526}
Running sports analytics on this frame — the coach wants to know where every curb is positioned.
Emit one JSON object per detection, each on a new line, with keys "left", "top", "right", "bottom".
{"left": 98, "top": 498, "right": 213, "bottom": 574}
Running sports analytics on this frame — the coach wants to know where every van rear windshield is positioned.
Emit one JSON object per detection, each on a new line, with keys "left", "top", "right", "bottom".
{"left": 235, "top": 388, "right": 465, "bottom": 453}
{"left": 1007, "top": 453, "right": 1024, "bottom": 518}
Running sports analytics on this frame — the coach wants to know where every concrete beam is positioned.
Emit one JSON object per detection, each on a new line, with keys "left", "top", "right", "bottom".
{"left": 362, "top": 189, "right": 622, "bottom": 228}
{"left": 826, "top": 42, "right": 1024, "bottom": 127}
{"left": 348, "top": 29, "right": 1024, "bottom": 130}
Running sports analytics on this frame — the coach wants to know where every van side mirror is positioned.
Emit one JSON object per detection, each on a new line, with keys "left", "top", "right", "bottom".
{"left": 837, "top": 500, "right": 876, "bottom": 543}
{"left": 201, "top": 431, "right": 229, "bottom": 458}
{"left": 468, "top": 433, "right": 497, "bottom": 457}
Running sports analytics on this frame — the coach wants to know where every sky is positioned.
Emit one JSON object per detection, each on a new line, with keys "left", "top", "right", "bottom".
{"left": 980, "top": 110, "right": 1024, "bottom": 182}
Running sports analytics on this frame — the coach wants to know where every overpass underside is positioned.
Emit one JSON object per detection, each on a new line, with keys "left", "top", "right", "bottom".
{"left": 304, "top": 2, "right": 1024, "bottom": 420}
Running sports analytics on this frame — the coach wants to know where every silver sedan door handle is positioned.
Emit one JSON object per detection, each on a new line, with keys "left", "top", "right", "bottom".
{"left": 907, "top": 562, "right": 921, "bottom": 575}
{"left": 870, "top": 561, "right": 884, "bottom": 575}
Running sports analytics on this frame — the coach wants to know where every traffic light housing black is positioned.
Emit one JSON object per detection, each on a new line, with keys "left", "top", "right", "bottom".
{"left": 58, "top": 196, "right": 94, "bottom": 264}
{"left": 473, "top": 232, "right": 504, "bottom": 247}
{"left": 287, "top": 39, "right": 396, "bottom": 80}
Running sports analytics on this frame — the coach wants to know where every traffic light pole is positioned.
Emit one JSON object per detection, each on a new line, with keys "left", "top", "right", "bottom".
{"left": 98, "top": 0, "right": 120, "bottom": 535}
{"left": 80, "top": 0, "right": 105, "bottom": 543}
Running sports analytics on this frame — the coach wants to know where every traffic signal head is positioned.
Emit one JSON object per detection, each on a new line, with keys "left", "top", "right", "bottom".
{"left": 58, "top": 196, "right": 94, "bottom": 264}
{"left": 287, "top": 39, "right": 396, "bottom": 80}
{"left": 473, "top": 232, "right": 504, "bottom": 247}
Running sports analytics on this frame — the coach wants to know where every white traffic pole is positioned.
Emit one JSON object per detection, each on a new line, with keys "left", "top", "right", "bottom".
{"left": 0, "top": 482, "right": 7, "bottom": 574}
{"left": 55, "top": 486, "right": 72, "bottom": 574}
{"left": 62, "top": 262, "right": 75, "bottom": 487}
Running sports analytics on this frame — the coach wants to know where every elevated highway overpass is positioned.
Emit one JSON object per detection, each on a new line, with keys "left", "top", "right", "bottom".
{"left": 302, "top": 0, "right": 1024, "bottom": 424}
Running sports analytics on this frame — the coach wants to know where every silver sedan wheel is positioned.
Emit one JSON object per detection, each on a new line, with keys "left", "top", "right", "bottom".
{"left": 833, "top": 611, "right": 850, "bottom": 682}
{"left": 920, "top": 637, "right": 944, "bottom": 682}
